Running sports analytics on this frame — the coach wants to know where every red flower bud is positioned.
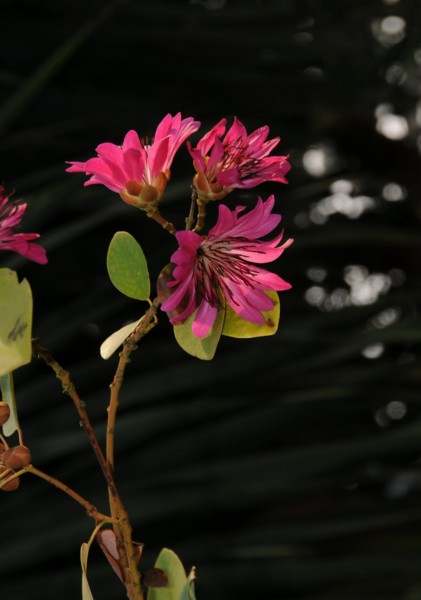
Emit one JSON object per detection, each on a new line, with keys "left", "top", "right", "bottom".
{"left": 0, "top": 401, "right": 10, "bottom": 426}
{"left": 0, "top": 466, "right": 20, "bottom": 492}
{"left": 2, "top": 445, "right": 32, "bottom": 469}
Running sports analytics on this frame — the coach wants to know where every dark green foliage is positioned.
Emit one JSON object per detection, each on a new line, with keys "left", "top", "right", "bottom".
{"left": 0, "top": 1, "right": 420, "bottom": 598}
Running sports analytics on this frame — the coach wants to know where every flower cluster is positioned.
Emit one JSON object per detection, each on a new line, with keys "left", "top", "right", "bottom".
{"left": 67, "top": 113, "right": 293, "bottom": 340}
{"left": 0, "top": 187, "right": 47, "bottom": 264}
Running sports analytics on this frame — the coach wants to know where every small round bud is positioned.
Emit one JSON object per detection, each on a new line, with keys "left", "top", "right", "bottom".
{"left": 0, "top": 402, "right": 10, "bottom": 426}
{"left": 0, "top": 467, "right": 20, "bottom": 492}
{"left": 2, "top": 445, "right": 32, "bottom": 469}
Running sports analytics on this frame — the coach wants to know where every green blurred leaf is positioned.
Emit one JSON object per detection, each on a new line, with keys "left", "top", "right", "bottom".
{"left": 0, "top": 269, "right": 33, "bottom": 377}
{"left": 173, "top": 308, "right": 224, "bottom": 360}
{"left": 80, "top": 542, "right": 94, "bottom": 600}
{"left": 222, "top": 291, "right": 280, "bottom": 338}
{"left": 100, "top": 317, "right": 144, "bottom": 360}
{"left": 0, "top": 372, "right": 20, "bottom": 437}
{"left": 106, "top": 231, "right": 150, "bottom": 301}
{"left": 147, "top": 548, "right": 187, "bottom": 600}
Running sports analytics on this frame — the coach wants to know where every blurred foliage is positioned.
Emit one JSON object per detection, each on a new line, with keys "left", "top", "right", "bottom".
{"left": 0, "top": 0, "right": 421, "bottom": 599}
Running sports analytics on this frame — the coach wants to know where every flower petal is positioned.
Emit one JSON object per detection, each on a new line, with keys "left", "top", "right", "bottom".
{"left": 192, "top": 299, "right": 218, "bottom": 338}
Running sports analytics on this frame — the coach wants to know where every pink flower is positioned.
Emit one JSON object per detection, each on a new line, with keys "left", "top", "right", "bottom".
{"left": 66, "top": 113, "right": 200, "bottom": 211}
{"left": 0, "top": 187, "right": 47, "bottom": 264}
{"left": 159, "top": 195, "right": 293, "bottom": 338}
{"left": 188, "top": 117, "right": 291, "bottom": 201}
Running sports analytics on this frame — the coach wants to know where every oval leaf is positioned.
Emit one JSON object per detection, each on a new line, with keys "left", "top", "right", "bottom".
{"left": 100, "top": 317, "right": 144, "bottom": 360}
{"left": 0, "top": 268, "right": 33, "bottom": 377}
{"left": 0, "top": 372, "right": 20, "bottom": 437}
{"left": 222, "top": 291, "right": 280, "bottom": 338}
{"left": 173, "top": 308, "right": 224, "bottom": 360}
{"left": 147, "top": 548, "right": 187, "bottom": 600}
{"left": 106, "top": 231, "right": 150, "bottom": 300}
{"left": 80, "top": 542, "right": 95, "bottom": 600}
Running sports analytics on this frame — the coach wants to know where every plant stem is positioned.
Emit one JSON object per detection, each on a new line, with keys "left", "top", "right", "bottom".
{"left": 106, "top": 297, "right": 160, "bottom": 472}
{"left": 32, "top": 339, "right": 145, "bottom": 600}
{"left": 193, "top": 197, "right": 207, "bottom": 232}
{"left": 32, "top": 340, "right": 113, "bottom": 487}
{"left": 147, "top": 209, "right": 176, "bottom": 234}
{"left": 27, "top": 464, "right": 113, "bottom": 522}
{"left": 185, "top": 188, "right": 198, "bottom": 230}
{"left": 106, "top": 297, "right": 160, "bottom": 599}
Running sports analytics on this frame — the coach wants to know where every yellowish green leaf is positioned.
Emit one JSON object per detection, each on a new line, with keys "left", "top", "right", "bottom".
{"left": 0, "top": 268, "right": 33, "bottom": 377}
{"left": 0, "top": 372, "right": 20, "bottom": 437}
{"left": 80, "top": 542, "right": 95, "bottom": 600}
{"left": 173, "top": 309, "right": 224, "bottom": 360}
{"left": 100, "top": 317, "right": 144, "bottom": 360}
{"left": 106, "top": 231, "right": 150, "bottom": 301}
{"left": 222, "top": 291, "right": 280, "bottom": 338}
{"left": 147, "top": 548, "right": 187, "bottom": 600}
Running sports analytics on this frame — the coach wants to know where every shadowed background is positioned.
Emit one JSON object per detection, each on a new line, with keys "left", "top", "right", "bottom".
{"left": 1, "top": 0, "right": 421, "bottom": 599}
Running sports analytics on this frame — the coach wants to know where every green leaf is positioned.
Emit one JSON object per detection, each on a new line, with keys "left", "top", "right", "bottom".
{"left": 106, "top": 231, "right": 150, "bottom": 301}
{"left": 173, "top": 308, "right": 224, "bottom": 360}
{"left": 179, "top": 568, "right": 197, "bottom": 600}
{"left": 80, "top": 542, "right": 94, "bottom": 600}
{"left": 0, "top": 269, "right": 33, "bottom": 377}
{"left": 147, "top": 548, "right": 187, "bottom": 600}
{"left": 0, "top": 372, "right": 20, "bottom": 437}
{"left": 222, "top": 291, "right": 280, "bottom": 338}
{"left": 100, "top": 317, "right": 144, "bottom": 360}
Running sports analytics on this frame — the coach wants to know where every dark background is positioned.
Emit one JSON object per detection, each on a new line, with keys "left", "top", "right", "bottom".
{"left": 1, "top": 1, "right": 421, "bottom": 599}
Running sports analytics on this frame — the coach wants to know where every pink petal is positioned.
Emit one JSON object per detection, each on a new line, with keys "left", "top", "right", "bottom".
{"left": 147, "top": 136, "right": 170, "bottom": 180}
{"left": 95, "top": 142, "right": 125, "bottom": 167}
{"left": 215, "top": 167, "right": 241, "bottom": 188}
{"left": 161, "top": 280, "right": 194, "bottom": 314}
{"left": 197, "top": 119, "right": 227, "bottom": 155}
{"left": 65, "top": 161, "right": 87, "bottom": 173}
{"left": 206, "top": 137, "right": 225, "bottom": 173}
{"left": 246, "top": 125, "right": 270, "bottom": 149}
{"left": 187, "top": 143, "right": 206, "bottom": 171}
{"left": 122, "top": 130, "right": 143, "bottom": 151}
{"left": 154, "top": 113, "right": 174, "bottom": 142}
{"left": 83, "top": 157, "right": 125, "bottom": 191}
{"left": 223, "top": 117, "right": 247, "bottom": 146}
{"left": 174, "top": 230, "right": 203, "bottom": 253}
{"left": 222, "top": 279, "right": 266, "bottom": 323}
{"left": 192, "top": 299, "right": 218, "bottom": 338}
{"left": 122, "top": 147, "right": 146, "bottom": 182}
{"left": 250, "top": 267, "right": 292, "bottom": 291}
{"left": 253, "top": 136, "right": 280, "bottom": 158}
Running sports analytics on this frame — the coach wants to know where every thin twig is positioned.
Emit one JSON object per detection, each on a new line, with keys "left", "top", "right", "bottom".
{"left": 147, "top": 210, "right": 176, "bottom": 234}
{"left": 185, "top": 187, "right": 198, "bottom": 230}
{"left": 193, "top": 197, "right": 207, "bottom": 232}
{"left": 32, "top": 339, "right": 145, "bottom": 600}
{"left": 27, "top": 465, "right": 113, "bottom": 522}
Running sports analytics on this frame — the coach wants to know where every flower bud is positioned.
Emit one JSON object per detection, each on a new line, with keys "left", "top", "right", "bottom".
{"left": 0, "top": 401, "right": 10, "bottom": 426}
{"left": 0, "top": 467, "right": 20, "bottom": 492}
{"left": 1, "top": 445, "right": 32, "bottom": 469}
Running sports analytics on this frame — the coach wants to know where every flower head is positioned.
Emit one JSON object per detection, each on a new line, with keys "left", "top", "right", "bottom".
{"left": 159, "top": 195, "right": 293, "bottom": 338}
{"left": 0, "top": 187, "right": 47, "bottom": 264}
{"left": 66, "top": 113, "right": 200, "bottom": 211}
{"left": 188, "top": 117, "right": 291, "bottom": 202}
